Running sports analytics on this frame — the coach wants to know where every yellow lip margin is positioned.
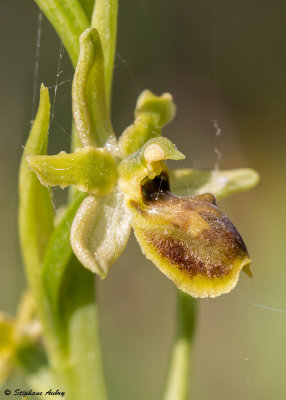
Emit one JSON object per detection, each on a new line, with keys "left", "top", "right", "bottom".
{"left": 133, "top": 223, "right": 251, "bottom": 298}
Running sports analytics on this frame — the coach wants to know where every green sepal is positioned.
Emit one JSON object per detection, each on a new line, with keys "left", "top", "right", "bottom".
{"left": 19, "top": 84, "right": 54, "bottom": 288}
{"left": 119, "top": 137, "right": 185, "bottom": 198}
{"left": 119, "top": 90, "right": 176, "bottom": 157}
{"left": 72, "top": 27, "right": 115, "bottom": 147}
{"left": 27, "top": 147, "right": 117, "bottom": 196}
{"left": 169, "top": 168, "right": 260, "bottom": 199}
{"left": 70, "top": 191, "right": 132, "bottom": 277}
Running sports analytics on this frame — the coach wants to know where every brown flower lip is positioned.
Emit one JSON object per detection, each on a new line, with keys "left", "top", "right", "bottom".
{"left": 128, "top": 172, "right": 251, "bottom": 298}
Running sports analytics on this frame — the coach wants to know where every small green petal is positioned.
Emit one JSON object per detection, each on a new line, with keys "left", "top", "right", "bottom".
{"left": 119, "top": 90, "right": 176, "bottom": 157}
{"left": 169, "top": 168, "right": 260, "bottom": 199}
{"left": 27, "top": 147, "right": 117, "bottom": 196}
{"left": 70, "top": 191, "right": 132, "bottom": 277}
{"left": 72, "top": 27, "right": 115, "bottom": 147}
{"left": 119, "top": 114, "right": 161, "bottom": 159}
{"left": 119, "top": 137, "right": 185, "bottom": 198}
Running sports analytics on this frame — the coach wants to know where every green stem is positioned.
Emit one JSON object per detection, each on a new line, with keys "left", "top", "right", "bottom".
{"left": 163, "top": 291, "right": 196, "bottom": 400}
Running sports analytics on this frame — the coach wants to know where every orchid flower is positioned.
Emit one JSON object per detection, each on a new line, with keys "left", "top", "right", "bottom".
{"left": 27, "top": 28, "right": 259, "bottom": 299}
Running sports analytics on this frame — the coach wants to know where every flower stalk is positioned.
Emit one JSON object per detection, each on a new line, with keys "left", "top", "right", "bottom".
{"left": 163, "top": 291, "right": 196, "bottom": 400}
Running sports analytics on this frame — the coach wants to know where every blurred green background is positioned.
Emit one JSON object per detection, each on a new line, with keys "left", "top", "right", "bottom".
{"left": 1, "top": 1, "right": 286, "bottom": 399}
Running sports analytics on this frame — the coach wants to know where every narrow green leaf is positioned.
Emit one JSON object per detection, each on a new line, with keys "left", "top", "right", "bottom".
{"left": 119, "top": 91, "right": 176, "bottom": 157}
{"left": 58, "top": 258, "right": 107, "bottom": 400}
{"left": 70, "top": 191, "right": 132, "bottom": 277}
{"left": 27, "top": 147, "right": 117, "bottom": 196}
{"left": 79, "top": 0, "right": 95, "bottom": 21}
{"left": 91, "top": 0, "right": 118, "bottom": 108}
{"left": 19, "top": 84, "right": 54, "bottom": 289}
{"left": 42, "top": 192, "right": 85, "bottom": 310}
{"left": 72, "top": 28, "right": 116, "bottom": 147}
{"left": 169, "top": 168, "right": 260, "bottom": 199}
{"left": 34, "top": 0, "right": 89, "bottom": 66}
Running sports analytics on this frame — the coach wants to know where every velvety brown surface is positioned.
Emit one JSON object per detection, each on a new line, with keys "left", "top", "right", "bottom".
{"left": 132, "top": 175, "right": 249, "bottom": 279}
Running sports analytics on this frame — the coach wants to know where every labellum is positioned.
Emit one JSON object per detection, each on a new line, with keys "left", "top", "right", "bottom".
{"left": 127, "top": 171, "right": 251, "bottom": 298}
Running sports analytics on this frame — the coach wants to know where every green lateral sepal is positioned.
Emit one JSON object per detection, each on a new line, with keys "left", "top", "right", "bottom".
{"left": 169, "top": 168, "right": 260, "bottom": 199}
{"left": 119, "top": 90, "right": 176, "bottom": 157}
{"left": 119, "top": 137, "right": 185, "bottom": 198}
{"left": 72, "top": 27, "right": 116, "bottom": 147}
{"left": 26, "top": 147, "right": 117, "bottom": 196}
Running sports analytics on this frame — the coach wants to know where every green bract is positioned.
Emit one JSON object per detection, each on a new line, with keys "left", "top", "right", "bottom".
{"left": 26, "top": 26, "right": 259, "bottom": 296}
{"left": 72, "top": 28, "right": 115, "bottom": 147}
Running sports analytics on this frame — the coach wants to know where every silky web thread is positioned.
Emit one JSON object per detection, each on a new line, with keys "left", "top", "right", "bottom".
{"left": 31, "top": 11, "right": 43, "bottom": 124}
{"left": 212, "top": 0, "right": 222, "bottom": 172}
